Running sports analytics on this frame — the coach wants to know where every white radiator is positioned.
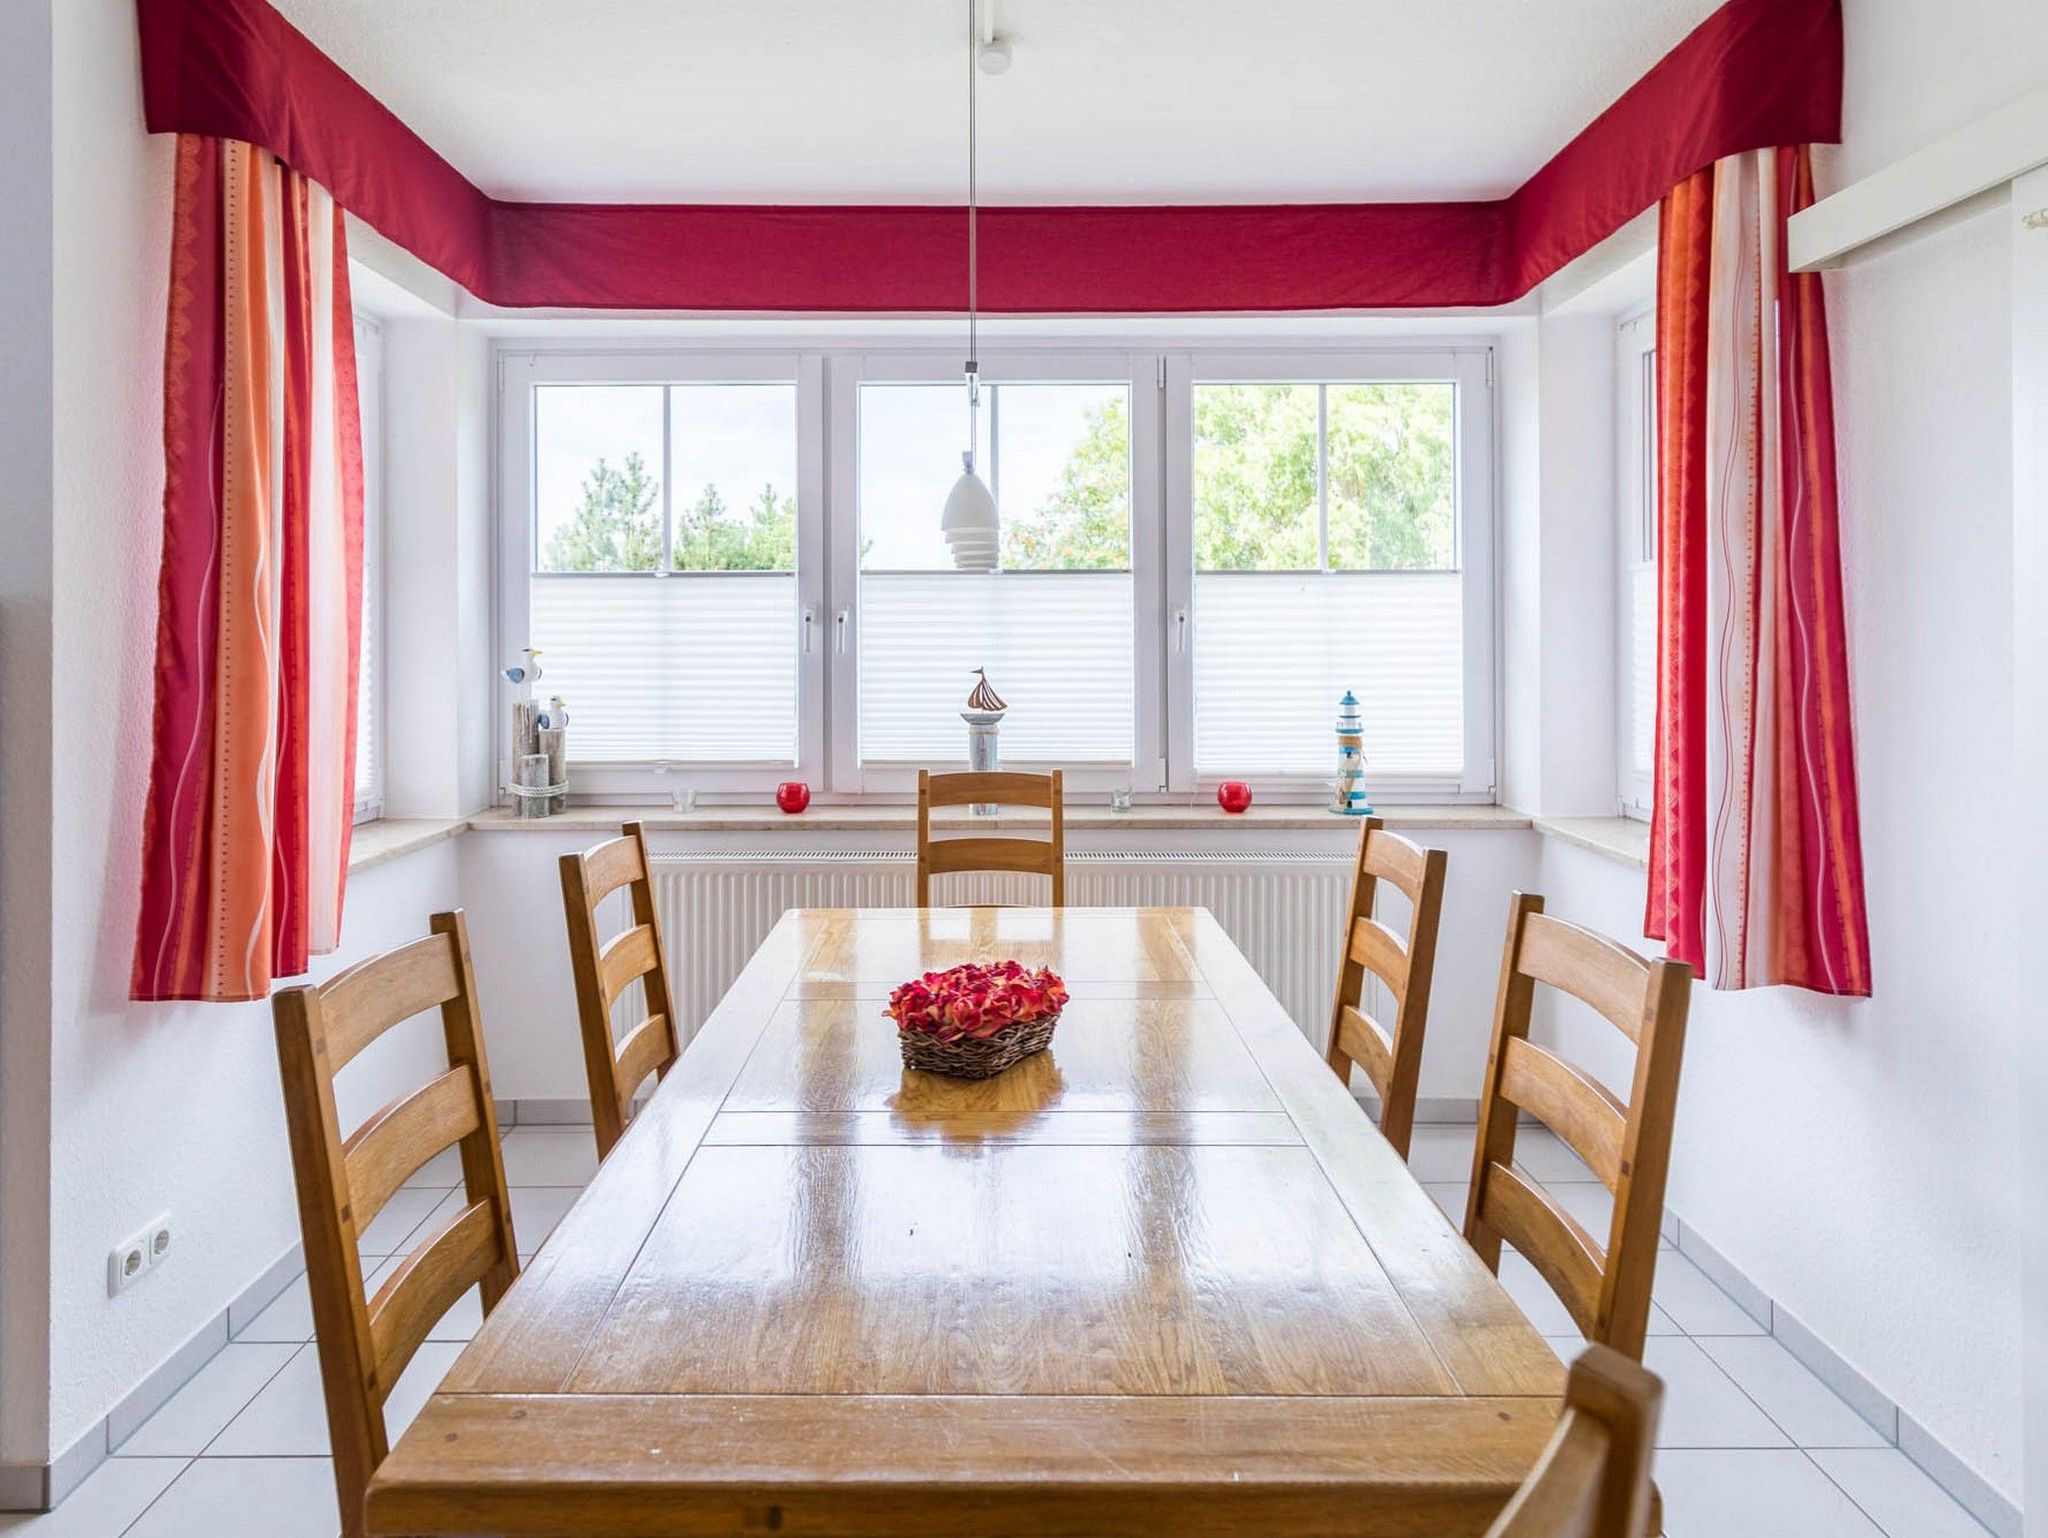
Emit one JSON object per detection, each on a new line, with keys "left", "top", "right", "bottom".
{"left": 647, "top": 851, "right": 1361, "bottom": 1047}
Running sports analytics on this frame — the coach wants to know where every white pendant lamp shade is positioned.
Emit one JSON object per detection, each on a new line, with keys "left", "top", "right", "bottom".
{"left": 942, "top": 452, "right": 999, "bottom": 572}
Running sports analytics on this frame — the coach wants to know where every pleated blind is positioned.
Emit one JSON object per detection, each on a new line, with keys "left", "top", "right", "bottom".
{"left": 1193, "top": 571, "right": 1462, "bottom": 775}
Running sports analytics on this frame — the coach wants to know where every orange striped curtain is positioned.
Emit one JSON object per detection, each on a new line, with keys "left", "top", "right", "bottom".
{"left": 132, "top": 135, "right": 365, "bottom": 1003}
{"left": 1647, "top": 146, "right": 1870, "bottom": 995}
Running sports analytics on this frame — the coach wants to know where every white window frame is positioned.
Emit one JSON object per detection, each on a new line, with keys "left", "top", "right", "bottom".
{"left": 827, "top": 349, "right": 1163, "bottom": 795}
{"left": 1165, "top": 348, "right": 1496, "bottom": 800}
{"left": 497, "top": 349, "right": 827, "bottom": 797}
{"left": 1615, "top": 310, "right": 1657, "bottom": 819}
{"left": 492, "top": 336, "right": 1497, "bottom": 806}
{"left": 353, "top": 315, "right": 385, "bottom": 824}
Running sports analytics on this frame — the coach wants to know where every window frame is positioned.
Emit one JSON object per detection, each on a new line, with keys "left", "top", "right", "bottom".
{"left": 827, "top": 349, "right": 1163, "bottom": 795}
{"left": 352, "top": 314, "right": 385, "bottom": 825}
{"left": 1166, "top": 348, "right": 1496, "bottom": 800}
{"left": 1615, "top": 310, "right": 1657, "bottom": 820}
{"left": 497, "top": 349, "right": 827, "bottom": 797}
{"left": 493, "top": 338, "right": 1497, "bottom": 806}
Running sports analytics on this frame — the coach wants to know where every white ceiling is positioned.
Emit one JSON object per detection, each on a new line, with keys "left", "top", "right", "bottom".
{"left": 272, "top": 0, "right": 1724, "bottom": 205}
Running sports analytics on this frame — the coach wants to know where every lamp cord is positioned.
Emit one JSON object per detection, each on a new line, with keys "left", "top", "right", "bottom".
{"left": 967, "top": 0, "right": 978, "bottom": 394}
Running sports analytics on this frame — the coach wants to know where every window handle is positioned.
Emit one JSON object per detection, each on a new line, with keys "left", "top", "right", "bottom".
{"left": 835, "top": 609, "right": 850, "bottom": 655}
{"left": 1175, "top": 608, "right": 1189, "bottom": 654}
{"left": 802, "top": 607, "right": 816, "bottom": 654}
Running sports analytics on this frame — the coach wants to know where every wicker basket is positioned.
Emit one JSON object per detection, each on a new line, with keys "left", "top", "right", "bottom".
{"left": 897, "top": 1013, "right": 1061, "bottom": 1079}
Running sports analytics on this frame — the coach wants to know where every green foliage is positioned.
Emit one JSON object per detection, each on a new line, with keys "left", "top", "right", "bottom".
{"left": 1000, "top": 396, "right": 1132, "bottom": 571}
{"left": 543, "top": 452, "right": 796, "bottom": 573}
{"left": 544, "top": 383, "right": 1452, "bottom": 578}
{"left": 673, "top": 481, "right": 795, "bottom": 571}
{"left": 543, "top": 451, "right": 661, "bottom": 571}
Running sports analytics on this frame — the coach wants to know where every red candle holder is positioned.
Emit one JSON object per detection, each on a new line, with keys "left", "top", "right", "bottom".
{"left": 1216, "top": 781, "right": 1253, "bottom": 814}
{"left": 775, "top": 781, "right": 811, "bottom": 814}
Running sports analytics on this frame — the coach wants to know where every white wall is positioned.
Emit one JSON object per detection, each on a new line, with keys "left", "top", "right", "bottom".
{"left": 11, "top": 0, "right": 481, "bottom": 1469}
{"left": 1529, "top": 199, "right": 2023, "bottom": 1505}
{"left": 0, "top": 0, "right": 58, "bottom": 1474}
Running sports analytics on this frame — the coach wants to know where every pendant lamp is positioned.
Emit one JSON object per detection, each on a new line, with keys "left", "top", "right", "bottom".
{"left": 942, "top": 0, "right": 998, "bottom": 572}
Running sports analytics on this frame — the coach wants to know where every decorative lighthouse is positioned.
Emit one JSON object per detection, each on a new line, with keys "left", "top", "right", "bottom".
{"left": 1331, "top": 689, "right": 1373, "bottom": 816}
{"left": 962, "top": 669, "right": 1007, "bottom": 815}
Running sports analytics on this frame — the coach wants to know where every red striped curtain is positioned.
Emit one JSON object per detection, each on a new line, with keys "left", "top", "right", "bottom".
{"left": 132, "top": 134, "right": 365, "bottom": 1003}
{"left": 1647, "top": 146, "right": 1871, "bottom": 995}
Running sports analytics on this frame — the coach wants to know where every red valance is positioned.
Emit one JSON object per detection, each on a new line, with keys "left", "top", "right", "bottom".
{"left": 137, "top": 0, "right": 1841, "bottom": 312}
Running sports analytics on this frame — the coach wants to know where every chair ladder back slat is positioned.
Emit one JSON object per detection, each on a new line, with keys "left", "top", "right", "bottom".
{"left": 1498, "top": 1037, "right": 1628, "bottom": 1189}
{"left": 1476, "top": 1161, "right": 1607, "bottom": 1341}
{"left": 611, "top": 1014, "right": 674, "bottom": 1119}
{"left": 598, "top": 923, "right": 661, "bottom": 1007}
{"left": 559, "top": 825, "right": 683, "bottom": 1160}
{"left": 1325, "top": 819, "right": 1447, "bottom": 1162}
{"left": 270, "top": 909, "right": 517, "bottom": 1538}
{"left": 1332, "top": 1004, "right": 1396, "bottom": 1104}
{"left": 1485, "top": 1345, "right": 1663, "bottom": 1538}
{"left": 1519, "top": 912, "right": 1655, "bottom": 1045}
{"left": 316, "top": 934, "right": 461, "bottom": 1074}
{"left": 916, "top": 769, "right": 1065, "bottom": 908}
{"left": 366, "top": 1199, "right": 503, "bottom": 1398}
{"left": 341, "top": 1068, "right": 481, "bottom": 1239}
{"left": 1467, "top": 892, "right": 1692, "bottom": 1365}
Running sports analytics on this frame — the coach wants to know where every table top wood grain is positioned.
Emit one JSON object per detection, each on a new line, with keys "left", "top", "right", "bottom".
{"left": 366, "top": 907, "right": 1564, "bottom": 1537}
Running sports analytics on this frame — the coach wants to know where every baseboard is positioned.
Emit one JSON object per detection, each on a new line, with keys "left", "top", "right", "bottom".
{"left": 1670, "top": 1222, "right": 2019, "bottom": 1538}
{"left": 0, "top": 1240, "right": 309, "bottom": 1513}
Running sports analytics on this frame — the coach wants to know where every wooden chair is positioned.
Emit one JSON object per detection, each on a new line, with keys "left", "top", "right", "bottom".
{"left": 270, "top": 910, "right": 520, "bottom": 1538}
{"left": 1485, "top": 1345, "right": 1663, "bottom": 1538}
{"left": 1323, "top": 816, "right": 1448, "bottom": 1161}
{"left": 559, "top": 821, "right": 682, "bottom": 1160}
{"left": 1465, "top": 893, "right": 1692, "bottom": 1362}
{"left": 916, "top": 768, "right": 1065, "bottom": 906}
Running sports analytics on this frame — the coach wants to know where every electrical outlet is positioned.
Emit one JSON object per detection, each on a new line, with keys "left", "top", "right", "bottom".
{"left": 108, "top": 1212, "right": 172, "bottom": 1297}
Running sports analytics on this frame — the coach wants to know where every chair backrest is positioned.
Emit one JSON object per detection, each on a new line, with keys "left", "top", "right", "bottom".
{"left": 270, "top": 910, "right": 519, "bottom": 1538}
{"left": 1323, "top": 817, "right": 1448, "bottom": 1160}
{"left": 916, "top": 769, "right": 1065, "bottom": 907}
{"left": 1464, "top": 893, "right": 1691, "bottom": 1361}
{"left": 559, "top": 821, "right": 682, "bottom": 1160}
{"left": 1485, "top": 1345, "right": 1663, "bottom": 1538}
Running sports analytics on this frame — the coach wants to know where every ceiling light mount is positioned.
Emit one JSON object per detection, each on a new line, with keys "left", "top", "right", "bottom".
{"left": 976, "top": 0, "right": 1012, "bottom": 75}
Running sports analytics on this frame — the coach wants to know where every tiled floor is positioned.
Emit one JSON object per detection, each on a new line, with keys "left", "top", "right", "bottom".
{"left": 2, "top": 1123, "right": 1991, "bottom": 1537}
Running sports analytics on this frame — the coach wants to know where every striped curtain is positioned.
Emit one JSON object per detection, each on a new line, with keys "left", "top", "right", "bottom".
{"left": 1647, "top": 146, "right": 1871, "bottom": 995}
{"left": 132, "top": 135, "right": 365, "bottom": 1003}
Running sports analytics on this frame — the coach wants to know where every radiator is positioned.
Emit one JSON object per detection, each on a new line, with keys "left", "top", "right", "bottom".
{"left": 646, "top": 851, "right": 1362, "bottom": 1047}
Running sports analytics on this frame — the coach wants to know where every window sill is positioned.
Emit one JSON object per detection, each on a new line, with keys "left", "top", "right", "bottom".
{"left": 1529, "top": 814, "right": 1650, "bottom": 869}
{"left": 465, "top": 803, "right": 1532, "bottom": 835}
{"left": 348, "top": 817, "right": 467, "bottom": 874}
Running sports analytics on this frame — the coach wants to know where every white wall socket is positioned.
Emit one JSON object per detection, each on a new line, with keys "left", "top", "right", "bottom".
{"left": 108, "top": 1213, "right": 173, "bottom": 1297}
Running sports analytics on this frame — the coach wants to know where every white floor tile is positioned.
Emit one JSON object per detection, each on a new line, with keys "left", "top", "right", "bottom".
{"left": 113, "top": 1343, "right": 297, "bottom": 1457}
{"left": 1643, "top": 1335, "right": 1790, "bottom": 1449}
{"left": 402, "top": 1145, "right": 462, "bottom": 1188}
{"left": 1810, "top": 1449, "right": 1995, "bottom": 1538}
{"left": 509, "top": 1186, "right": 582, "bottom": 1256}
{"left": 499, "top": 1127, "right": 600, "bottom": 1186}
{"left": 1512, "top": 1128, "right": 1595, "bottom": 1183}
{"left": 0, "top": 1458, "right": 184, "bottom": 1536}
{"left": 363, "top": 1256, "right": 482, "bottom": 1340}
{"left": 1422, "top": 1182, "right": 1468, "bottom": 1223}
{"left": 355, "top": 1184, "right": 455, "bottom": 1255}
{"left": 1494, "top": 1250, "right": 1678, "bottom": 1338}
{"left": 1544, "top": 1180, "right": 1615, "bottom": 1241}
{"left": 123, "top": 1458, "right": 338, "bottom": 1538}
{"left": 1402, "top": 1124, "right": 1477, "bottom": 1182}
{"left": 1697, "top": 1336, "right": 1889, "bottom": 1448}
{"left": 1658, "top": 1449, "right": 1882, "bottom": 1537}
{"left": 208, "top": 1338, "right": 464, "bottom": 1457}
{"left": 1653, "top": 1249, "right": 1767, "bottom": 1335}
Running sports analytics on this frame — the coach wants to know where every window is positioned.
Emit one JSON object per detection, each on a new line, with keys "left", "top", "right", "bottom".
{"left": 500, "top": 354, "right": 822, "bottom": 795}
{"left": 353, "top": 316, "right": 384, "bottom": 823}
{"left": 1616, "top": 312, "right": 1657, "bottom": 818}
{"left": 842, "top": 362, "right": 1145, "bottom": 783}
{"left": 499, "top": 344, "right": 1490, "bottom": 803}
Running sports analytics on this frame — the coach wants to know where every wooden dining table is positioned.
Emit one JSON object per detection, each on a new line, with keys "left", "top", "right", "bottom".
{"left": 366, "top": 906, "right": 1565, "bottom": 1537}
